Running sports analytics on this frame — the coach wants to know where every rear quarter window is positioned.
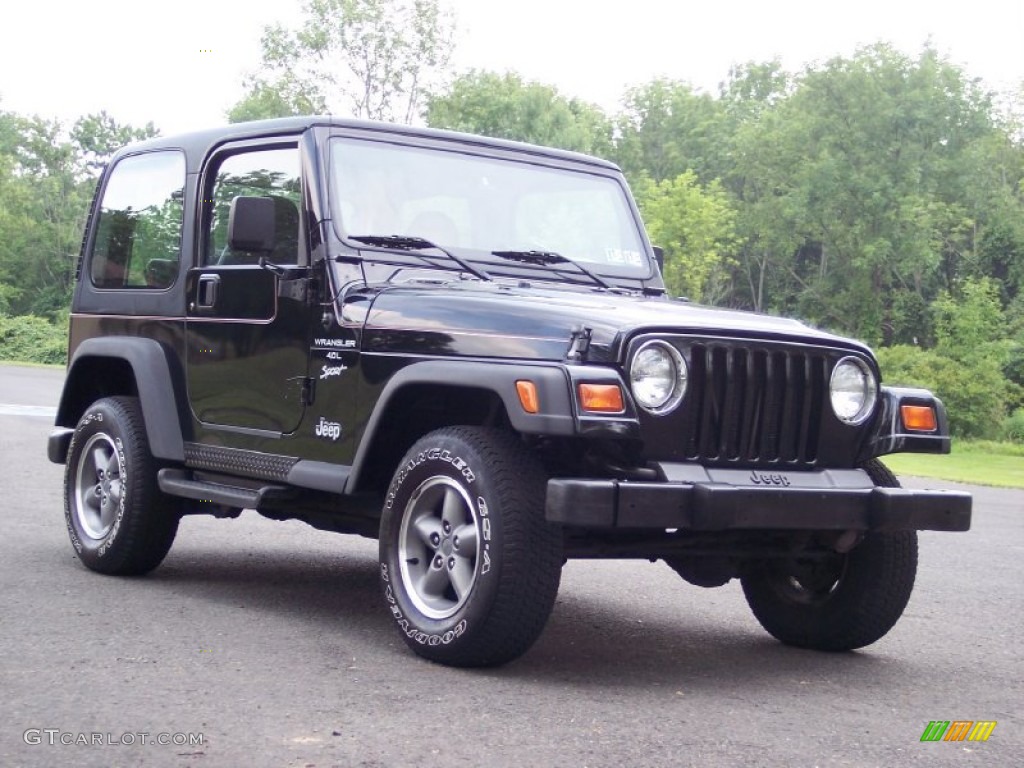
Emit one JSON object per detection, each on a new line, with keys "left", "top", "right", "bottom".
{"left": 89, "top": 150, "right": 185, "bottom": 289}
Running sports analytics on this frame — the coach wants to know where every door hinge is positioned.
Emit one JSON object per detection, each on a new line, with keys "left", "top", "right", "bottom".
{"left": 301, "top": 376, "right": 316, "bottom": 406}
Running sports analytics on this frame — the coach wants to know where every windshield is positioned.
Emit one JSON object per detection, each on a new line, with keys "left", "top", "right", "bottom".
{"left": 329, "top": 137, "right": 649, "bottom": 276}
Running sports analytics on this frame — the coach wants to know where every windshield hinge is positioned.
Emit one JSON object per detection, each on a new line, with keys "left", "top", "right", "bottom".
{"left": 567, "top": 326, "right": 592, "bottom": 361}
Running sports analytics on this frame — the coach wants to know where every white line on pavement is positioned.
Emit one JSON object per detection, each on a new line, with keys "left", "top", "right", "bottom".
{"left": 0, "top": 404, "right": 57, "bottom": 419}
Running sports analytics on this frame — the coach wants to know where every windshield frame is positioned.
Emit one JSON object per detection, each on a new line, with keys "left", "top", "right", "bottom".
{"left": 324, "top": 129, "right": 657, "bottom": 285}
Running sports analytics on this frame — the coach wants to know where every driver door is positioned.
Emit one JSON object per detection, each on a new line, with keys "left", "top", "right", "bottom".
{"left": 185, "top": 141, "right": 311, "bottom": 435}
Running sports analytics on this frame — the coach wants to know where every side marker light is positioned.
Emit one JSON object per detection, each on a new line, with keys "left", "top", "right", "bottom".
{"left": 901, "top": 404, "right": 937, "bottom": 431}
{"left": 516, "top": 380, "right": 540, "bottom": 414}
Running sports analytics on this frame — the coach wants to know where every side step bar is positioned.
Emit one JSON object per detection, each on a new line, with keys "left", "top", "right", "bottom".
{"left": 157, "top": 468, "right": 289, "bottom": 509}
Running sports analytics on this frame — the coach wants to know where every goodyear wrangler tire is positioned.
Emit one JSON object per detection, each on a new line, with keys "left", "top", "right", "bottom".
{"left": 64, "top": 397, "right": 179, "bottom": 575}
{"left": 740, "top": 460, "right": 917, "bottom": 651}
{"left": 379, "top": 427, "right": 563, "bottom": 667}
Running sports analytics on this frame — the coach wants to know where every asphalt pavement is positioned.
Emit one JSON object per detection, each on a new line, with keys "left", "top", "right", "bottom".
{"left": 0, "top": 363, "right": 1020, "bottom": 768}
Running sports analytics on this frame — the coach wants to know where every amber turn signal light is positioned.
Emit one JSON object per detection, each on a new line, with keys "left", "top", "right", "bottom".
{"left": 516, "top": 380, "right": 540, "bottom": 414}
{"left": 578, "top": 383, "right": 625, "bottom": 413}
{"left": 901, "top": 404, "right": 937, "bottom": 431}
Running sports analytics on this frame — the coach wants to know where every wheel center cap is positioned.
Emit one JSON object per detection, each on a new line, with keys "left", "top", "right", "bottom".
{"left": 441, "top": 538, "right": 454, "bottom": 556}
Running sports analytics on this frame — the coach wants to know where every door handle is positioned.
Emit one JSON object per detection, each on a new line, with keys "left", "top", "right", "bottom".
{"left": 196, "top": 274, "right": 221, "bottom": 310}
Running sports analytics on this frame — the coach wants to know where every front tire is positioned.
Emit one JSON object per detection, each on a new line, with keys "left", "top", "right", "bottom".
{"left": 64, "top": 397, "right": 179, "bottom": 575}
{"left": 379, "top": 427, "right": 563, "bottom": 667}
{"left": 740, "top": 460, "right": 917, "bottom": 651}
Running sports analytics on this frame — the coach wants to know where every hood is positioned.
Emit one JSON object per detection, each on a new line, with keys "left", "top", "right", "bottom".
{"left": 359, "top": 281, "right": 873, "bottom": 362}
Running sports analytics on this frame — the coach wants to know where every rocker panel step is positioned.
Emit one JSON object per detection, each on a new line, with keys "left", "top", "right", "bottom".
{"left": 158, "top": 468, "right": 289, "bottom": 509}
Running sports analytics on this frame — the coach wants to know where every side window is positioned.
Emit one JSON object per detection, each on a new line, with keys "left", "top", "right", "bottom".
{"left": 90, "top": 151, "right": 185, "bottom": 289}
{"left": 204, "top": 147, "right": 301, "bottom": 266}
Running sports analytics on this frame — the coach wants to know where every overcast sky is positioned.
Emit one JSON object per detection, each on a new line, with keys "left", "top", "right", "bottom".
{"left": 1, "top": 0, "right": 1021, "bottom": 136}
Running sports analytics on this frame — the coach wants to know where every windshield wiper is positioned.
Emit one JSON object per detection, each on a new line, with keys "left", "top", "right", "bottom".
{"left": 490, "top": 250, "right": 613, "bottom": 290}
{"left": 349, "top": 234, "right": 492, "bottom": 282}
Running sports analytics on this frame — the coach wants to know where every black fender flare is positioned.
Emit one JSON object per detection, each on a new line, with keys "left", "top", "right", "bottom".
{"left": 55, "top": 337, "right": 186, "bottom": 462}
{"left": 345, "top": 360, "right": 576, "bottom": 493}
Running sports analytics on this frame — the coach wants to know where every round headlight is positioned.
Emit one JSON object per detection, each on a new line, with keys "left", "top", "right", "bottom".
{"left": 630, "top": 341, "right": 687, "bottom": 414}
{"left": 830, "top": 357, "right": 878, "bottom": 425}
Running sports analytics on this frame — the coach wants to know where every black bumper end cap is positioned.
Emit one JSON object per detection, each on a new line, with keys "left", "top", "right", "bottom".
{"left": 869, "top": 487, "right": 972, "bottom": 532}
{"left": 47, "top": 428, "right": 74, "bottom": 464}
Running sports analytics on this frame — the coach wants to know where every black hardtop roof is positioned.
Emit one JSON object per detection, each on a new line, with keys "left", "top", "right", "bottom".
{"left": 111, "top": 115, "right": 622, "bottom": 173}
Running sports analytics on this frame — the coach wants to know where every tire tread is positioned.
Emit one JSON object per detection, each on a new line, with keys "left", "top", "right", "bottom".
{"left": 381, "top": 426, "right": 562, "bottom": 667}
{"left": 740, "top": 459, "right": 918, "bottom": 651}
{"left": 65, "top": 396, "right": 178, "bottom": 576}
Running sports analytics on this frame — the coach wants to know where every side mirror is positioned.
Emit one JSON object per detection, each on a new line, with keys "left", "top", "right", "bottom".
{"left": 228, "top": 196, "right": 276, "bottom": 252}
{"left": 652, "top": 245, "right": 665, "bottom": 273}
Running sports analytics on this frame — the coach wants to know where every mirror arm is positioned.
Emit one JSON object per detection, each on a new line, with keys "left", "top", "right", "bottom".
{"left": 259, "top": 256, "right": 308, "bottom": 281}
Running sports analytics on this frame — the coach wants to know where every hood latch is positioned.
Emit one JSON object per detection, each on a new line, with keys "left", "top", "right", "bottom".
{"left": 566, "top": 326, "right": 592, "bottom": 362}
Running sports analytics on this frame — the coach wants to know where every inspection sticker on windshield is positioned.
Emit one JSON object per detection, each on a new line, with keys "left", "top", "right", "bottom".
{"left": 605, "top": 248, "right": 642, "bottom": 266}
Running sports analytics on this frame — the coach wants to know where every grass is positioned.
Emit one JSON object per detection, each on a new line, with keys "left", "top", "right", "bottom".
{"left": 883, "top": 441, "right": 1024, "bottom": 489}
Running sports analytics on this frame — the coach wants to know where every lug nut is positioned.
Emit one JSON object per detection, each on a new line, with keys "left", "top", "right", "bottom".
{"left": 447, "top": 557, "right": 455, "bottom": 570}
{"left": 442, "top": 521, "right": 451, "bottom": 534}
{"left": 433, "top": 555, "right": 444, "bottom": 569}
{"left": 430, "top": 533, "right": 440, "bottom": 546}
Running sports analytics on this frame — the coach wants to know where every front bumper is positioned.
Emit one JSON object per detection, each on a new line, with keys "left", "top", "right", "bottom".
{"left": 546, "top": 467, "right": 971, "bottom": 532}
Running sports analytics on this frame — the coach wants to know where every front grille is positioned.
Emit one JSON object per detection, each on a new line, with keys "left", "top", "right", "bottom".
{"left": 681, "top": 343, "right": 828, "bottom": 466}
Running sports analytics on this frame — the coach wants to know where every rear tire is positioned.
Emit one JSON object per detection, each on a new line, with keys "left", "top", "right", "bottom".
{"left": 740, "top": 460, "right": 917, "bottom": 651}
{"left": 379, "top": 427, "right": 563, "bottom": 667}
{"left": 64, "top": 397, "right": 179, "bottom": 575}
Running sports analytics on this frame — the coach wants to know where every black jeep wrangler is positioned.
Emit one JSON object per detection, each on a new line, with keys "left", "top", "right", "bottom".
{"left": 49, "top": 117, "right": 971, "bottom": 667}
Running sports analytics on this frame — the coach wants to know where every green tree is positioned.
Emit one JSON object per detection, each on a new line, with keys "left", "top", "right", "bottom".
{"left": 880, "top": 278, "right": 1014, "bottom": 439}
{"left": 714, "top": 61, "right": 800, "bottom": 313}
{"left": 725, "top": 45, "right": 1004, "bottom": 343}
{"left": 723, "top": 105, "right": 805, "bottom": 315}
{"left": 875, "top": 344, "right": 1003, "bottom": 438}
{"left": 229, "top": 0, "right": 456, "bottom": 124}
{"left": 719, "top": 60, "right": 792, "bottom": 123}
{"left": 0, "top": 111, "right": 83, "bottom": 315}
{"left": 70, "top": 111, "right": 158, "bottom": 175}
{"left": 635, "top": 171, "right": 738, "bottom": 303}
{"left": 0, "top": 105, "right": 158, "bottom": 318}
{"left": 425, "top": 71, "right": 612, "bottom": 155}
{"left": 227, "top": 79, "right": 325, "bottom": 123}
{"left": 958, "top": 116, "right": 1024, "bottom": 304}
{"left": 614, "top": 79, "right": 729, "bottom": 184}
{"left": 932, "top": 278, "right": 1007, "bottom": 361}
